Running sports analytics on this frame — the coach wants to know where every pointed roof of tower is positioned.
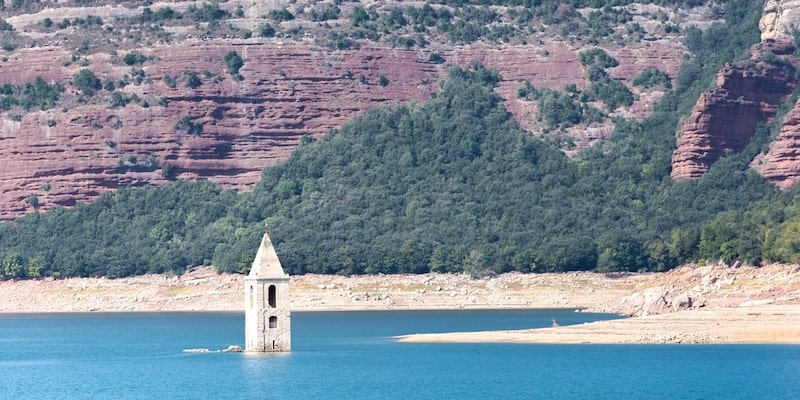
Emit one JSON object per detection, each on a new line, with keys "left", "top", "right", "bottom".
{"left": 248, "top": 230, "right": 287, "bottom": 279}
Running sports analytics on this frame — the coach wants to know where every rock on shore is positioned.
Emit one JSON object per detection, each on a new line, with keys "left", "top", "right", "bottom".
{"left": 0, "top": 262, "right": 798, "bottom": 316}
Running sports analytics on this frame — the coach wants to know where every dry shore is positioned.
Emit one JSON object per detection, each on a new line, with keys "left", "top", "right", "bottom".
{"left": 1, "top": 263, "right": 798, "bottom": 344}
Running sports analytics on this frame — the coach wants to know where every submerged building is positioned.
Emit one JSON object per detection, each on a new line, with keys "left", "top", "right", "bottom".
{"left": 244, "top": 230, "right": 291, "bottom": 352}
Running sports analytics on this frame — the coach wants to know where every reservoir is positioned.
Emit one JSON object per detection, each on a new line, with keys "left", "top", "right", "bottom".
{"left": 1, "top": 310, "right": 798, "bottom": 399}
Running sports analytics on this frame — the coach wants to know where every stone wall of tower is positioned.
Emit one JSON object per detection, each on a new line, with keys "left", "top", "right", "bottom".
{"left": 245, "top": 277, "right": 291, "bottom": 352}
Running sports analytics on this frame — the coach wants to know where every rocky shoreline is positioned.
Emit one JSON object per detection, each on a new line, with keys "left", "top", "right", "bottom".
{"left": 1, "top": 263, "right": 798, "bottom": 344}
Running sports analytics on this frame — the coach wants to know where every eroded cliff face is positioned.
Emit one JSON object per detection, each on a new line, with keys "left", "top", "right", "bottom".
{"left": 752, "top": 97, "right": 800, "bottom": 189}
{"left": 671, "top": 39, "right": 799, "bottom": 181}
{"left": 672, "top": 1, "right": 800, "bottom": 187}
{"left": 0, "top": 0, "right": 694, "bottom": 219}
{"left": 0, "top": 40, "right": 684, "bottom": 219}
{"left": 749, "top": 1, "right": 800, "bottom": 188}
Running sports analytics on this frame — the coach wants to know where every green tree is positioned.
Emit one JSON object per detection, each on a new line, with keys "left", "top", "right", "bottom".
{"left": 73, "top": 69, "right": 101, "bottom": 96}
{"left": 222, "top": 51, "right": 244, "bottom": 78}
{"left": 596, "top": 233, "right": 648, "bottom": 272}
{"left": 2, "top": 253, "right": 24, "bottom": 279}
{"left": 184, "top": 72, "right": 202, "bottom": 89}
{"left": 764, "top": 215, "right": 800, "bottom": 263}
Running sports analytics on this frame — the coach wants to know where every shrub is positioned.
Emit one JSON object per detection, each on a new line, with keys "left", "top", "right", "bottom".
{"left": 589, "top": 78, "right": 634, "bottom": 111}
{"left": 184, "top": 3, "right": 229, "bottom": 22}
{"left": 174, "top": 115, "right": 203, "bottom": 135}
{"left": 73, "top": 69, "right": 101, "bottom": 96}
{"left": 0, "top": 18, "right": 13, "bottom": 31}
{"left": 163, "top": 75, "right": 177, "bottom": 89}
{"left": 579, "top": 48, "right": 619, "bottom": 68}
{"left": 258, "top": 23, "right": 275, "bottom": 38}
{"left": 377, "top": 75, "right": 389, "bottom": 86}
{"left": 327, "top": 32, "right": 358, "bottom": 50}
{"left": 122, "top": 52, "right": 149, "bottom": 66}
{"left": 184, "top": 72, "right": 202, "bottom": 89}
{"left": 19, "top": 77, "right": 64, "bottom": 110}
{"left": 632, "top": 68, "right": 672, "bottom": 89}
{"left": 268, "top": 8, "right": 294, "bottom": 22}
{"left": 110, "top": 91, "right": 131, "bottom": 108}
{"left": 310, "top": 4, "right": 340, "bottom": 22}
{"left": 517, "top": 80, "right": 535, "bottom": 98}
{"left": 534, "top": 88, "right": 583, "bottom": 129}
{"left": 25, "top": 195, "right": 38, "bottom": 208}
{"left": 222, "top": 51, "right": 244, "bottom": 77}
{"left": 429, "top": 53, "right": 445, "bottom": 64}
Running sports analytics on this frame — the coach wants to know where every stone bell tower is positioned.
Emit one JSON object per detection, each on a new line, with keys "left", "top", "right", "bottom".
{"left": 245, "top": 230, "right": 291, "bottom": 352}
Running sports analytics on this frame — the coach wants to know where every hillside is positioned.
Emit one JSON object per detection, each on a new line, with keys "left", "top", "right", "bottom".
{"left": 6, "top": 1, "right": 800, "bottom": 280}
{"left": 0, "top": 0, "right": 703, "bottom": 219}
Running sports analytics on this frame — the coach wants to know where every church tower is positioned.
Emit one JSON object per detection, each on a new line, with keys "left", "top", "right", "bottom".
{"left": 245, "top": 230, "right": 291, "bottom": 352}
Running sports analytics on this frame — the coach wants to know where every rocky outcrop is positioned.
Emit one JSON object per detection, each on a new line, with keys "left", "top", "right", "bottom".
{"left": 0, "top": 39, "right": 683, "bottom": 220}
{"left": 671, "top": 39, "right": 799, "bottom": 180}
{"left": 617, "top": 286, "right": 702, "bottom": 317}
{"left": 760, "top": 0, "right": 800, "bottom": 41}
{"left": 753, "top": 98, "right": 800, "bottom": 188}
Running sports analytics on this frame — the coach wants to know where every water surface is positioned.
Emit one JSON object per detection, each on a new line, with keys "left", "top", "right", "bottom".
{"left": 1, "top": 310, "right": 798, "bottom": 399}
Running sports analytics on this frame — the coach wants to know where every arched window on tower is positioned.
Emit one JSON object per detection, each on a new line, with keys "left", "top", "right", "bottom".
{"left": 269, "top": 316, "right": 278, "bottom": 328}
{"left": 268, "top": 285, "right": 276, "bottom": 308}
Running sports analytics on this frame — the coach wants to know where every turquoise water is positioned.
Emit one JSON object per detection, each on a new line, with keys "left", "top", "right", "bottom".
{"left": 1, "top": 310, "right": 799, "bottom": 399}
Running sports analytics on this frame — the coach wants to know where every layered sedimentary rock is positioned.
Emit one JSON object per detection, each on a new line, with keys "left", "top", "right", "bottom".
{"left": 753, "top": 98, "right": 800, "bottom": 189}
{"left": 0, "top": 39, "right": 683, "bottom": 219}
{"left": 671, "top": 39, "right": 799, "bottom": 180}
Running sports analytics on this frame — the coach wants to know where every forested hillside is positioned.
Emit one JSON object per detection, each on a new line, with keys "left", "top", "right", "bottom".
{"left": 2, "top": 0, "right": 800, "bottom": 279}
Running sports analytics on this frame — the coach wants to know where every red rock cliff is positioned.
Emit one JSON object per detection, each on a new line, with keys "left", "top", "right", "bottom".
{"left": 752, "top": 98, "right": 800, "bottom": 188}
{"left": 671, "top": 39, "right": 799, "bottom": 180}
{"left": 0, "top": 39, "right": 681, "bottom": 220}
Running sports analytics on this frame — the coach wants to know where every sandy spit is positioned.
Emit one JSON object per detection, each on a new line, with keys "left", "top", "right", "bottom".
{"left": 397, "top": 304, "right": 800, "bottom": 344}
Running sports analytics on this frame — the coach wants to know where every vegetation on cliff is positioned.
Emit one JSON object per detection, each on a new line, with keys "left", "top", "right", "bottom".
{"left": 4, "top": 0, "right": 800, "bottom": 279}
{"left": 0, "top": 0, "right": 719, "bottom": 54}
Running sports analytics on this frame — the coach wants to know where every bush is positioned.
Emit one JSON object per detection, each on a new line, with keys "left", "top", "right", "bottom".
{"left": 222, "top": 51, "right": 244, "bottom": 77}
{"left": 429, "top": 53, "right": 445, "bottom": 64}
{"left": 258, "top": 23, "right": 275, "bottom": 38}
{"left": 19, "top": 77, "right": 64, "bottom": 110}
{"left": 110, "top": 91, "right": 132, "bottom": 108}
{"left": 184, "top": 3, "right": 229, "bottom": 22}
{"left": 163, "top": 75, "right": 177, "bottom": 89}
{"left": 184, "top": 72, "right": 202, "bottom": 89}
{"left": 310, "top": 4, "right": 340, "bottom": 22}
{"left": 632, "top": 68, "right": 672, "bottom": 89}
{"left": 534, "top": 88, "right": 583, "bottom": 129}
{"left": 579, "top": 48, "right": 619, "bottom": 68}
{"left": 327, "top": 32, "right": 358, "bottom": 50}
{"left": 589, "top": 78, "right": 634, "bottom": 111}
{"left": 377, "top": 75, "right": 389, "bottom": 86}
{"left": 174, "top": 115, "right": 203, "bottom": 135}
{"left": 268, "top": 8, "right": 294, "bottom": 22}
{"left": 0, "top": 18, "right": 13, "bottom": 31}
{"left": 73, "top": 69, "right": 101, "bottom": 96}
{"left": 122, "top": 52, "right": 149, "bottom": 66}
